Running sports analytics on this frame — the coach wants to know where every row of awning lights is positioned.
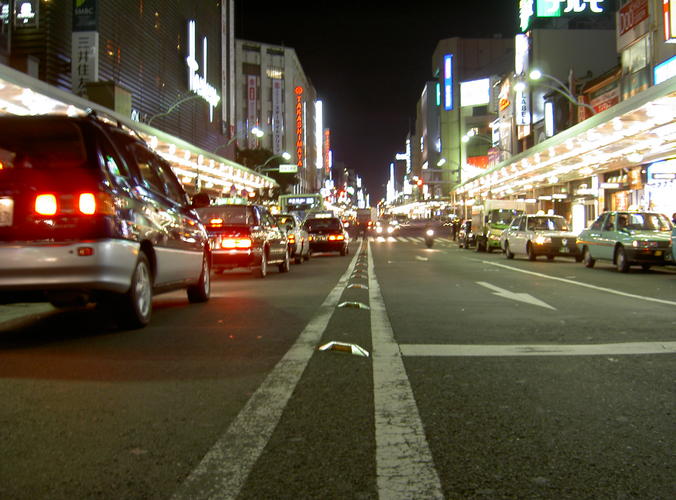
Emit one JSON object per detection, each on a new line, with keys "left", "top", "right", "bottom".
{"left": 457, "top": 88, "right": 676, "bottom": 200}
{"left": 0, "top": 77, "right": 275, "bottom": 195}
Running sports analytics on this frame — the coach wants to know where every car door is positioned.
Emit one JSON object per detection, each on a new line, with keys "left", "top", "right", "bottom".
{"left": 597, "top": 213, "right": 617, "bottom": 261}
{"left": 512, "top": 216, "right": 528, "bottom": 254}
{"left": 503, "top": 216, "right": 521, "bottom": 252}
{"left": 258, "top": 207, "right": 285, "bottom": 260}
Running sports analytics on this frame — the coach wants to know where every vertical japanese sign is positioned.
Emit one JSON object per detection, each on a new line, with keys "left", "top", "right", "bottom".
{"left": 295, "top": 86, "right": 304, "bottom": 169}
{"left": 71, "top": 0, "right": 99, "bottom": 96}
{"left": 272, "top": 80, "right": 284, "bottom": 154}
{"left": 323, "top": 129, "right": 331, "bottom": 175}
{"left": 247, "top": 75, "right": 258, "bottom": 149}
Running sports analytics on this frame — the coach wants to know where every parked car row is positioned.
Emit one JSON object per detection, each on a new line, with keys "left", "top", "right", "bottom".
{"left": 457, "top": 210, "right": 675, "bottom": 273}
{"left": 0, "top": 113, "right": 351, "bottom": 330}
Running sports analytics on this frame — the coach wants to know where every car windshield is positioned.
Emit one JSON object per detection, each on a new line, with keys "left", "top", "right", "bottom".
{"left": 527, "top": 216, "right": 570, "bottom": 231}
{"left": 0, "top": 119, "right": 88, "bottom": 169}
{"left": 488, "top": 209, "right": 523, "bottom": 225}
{"left": 622, "top": 213, "right": 672, "bottom": 231}
{"left": 304, "top": 218, "right": 342, "bottom": 231}
{"left": 196, "top": 205, "right": 251, "bottom": 225}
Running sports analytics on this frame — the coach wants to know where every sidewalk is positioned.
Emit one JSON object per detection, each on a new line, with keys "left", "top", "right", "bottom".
{"left": 0, "top": 303, "right": 55, "bottom": 325}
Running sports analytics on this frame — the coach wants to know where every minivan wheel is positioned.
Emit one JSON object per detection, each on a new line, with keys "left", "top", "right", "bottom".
{"left": 118, "top": 253, "right": 153, "bottom": 329}
{"left": 187, "top": 251, "right": 211, "bottom": 303}
{"left": 615, "top": 246, "right": 630, "bottom": 273}
{"left": 527, "top": 243, "right": 537, "bottom": 261}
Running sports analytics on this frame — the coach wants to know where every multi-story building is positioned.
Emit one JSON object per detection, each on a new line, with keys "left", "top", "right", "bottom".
{"left": 0, "top": 0, "right": 275, "bottom": 199}
{"left": 234, "top": 39, "right": 323, "bottom": 194}
{"left": 454, "top": 0, "right": 676, "bottom": 231}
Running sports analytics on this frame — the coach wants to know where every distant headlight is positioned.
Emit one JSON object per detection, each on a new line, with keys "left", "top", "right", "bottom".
{"left": 376, "top": 226, "right": 383, "bottom": 234}
{"left": 534, "top": 235, "right": 551, "bottom": 245}
{"left": 387, "top": 226, "right": 395, "bottom": 234}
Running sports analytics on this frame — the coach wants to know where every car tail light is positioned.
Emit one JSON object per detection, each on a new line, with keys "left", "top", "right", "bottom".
{"left": 328, "top": 234, "right": 345, "bottom": 241}
{"left": 209, "top": 218, "right": 224, "bottom": 228}
{"left": 221, "top": 237, "right": 252, "bottom": 249}
{"left": 34, "top": 191, "right": 115, "bottom": 216}
{"left": 35, "top": 194, "right": 58, "bottom": 215}
{"left": 78, "top": 193, "right": 97, "bottom": 215}
{"left": 288, "top": 234, "right": 296, "bottom": 243}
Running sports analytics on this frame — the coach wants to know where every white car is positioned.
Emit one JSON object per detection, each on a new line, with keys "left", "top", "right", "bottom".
{"left": 501, "top": 214, "right": 582, "bottom": 262}
{"left": 275, "top": 213, "right": 310, "bottom": 264}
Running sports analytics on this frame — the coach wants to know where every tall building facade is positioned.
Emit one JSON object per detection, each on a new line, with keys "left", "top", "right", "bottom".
{"left": 234, "top": 39, "right": 321, "bottom": 193}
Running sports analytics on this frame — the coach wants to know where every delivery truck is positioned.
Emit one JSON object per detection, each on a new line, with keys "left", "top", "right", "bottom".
{"left": 471, "top": 200, "right": 529, "bottom": 252}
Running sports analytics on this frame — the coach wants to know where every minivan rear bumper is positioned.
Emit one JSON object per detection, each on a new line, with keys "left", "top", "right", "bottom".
{"left": 0, "top": 239, "right": 139, "bottom": 298}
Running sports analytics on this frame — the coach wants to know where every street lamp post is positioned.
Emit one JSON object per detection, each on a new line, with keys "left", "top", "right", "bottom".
{"left": 214, "top": 127, "right": 264, "bottom": 155}
{"left": 255, "top": 152, "right": 292, "bottom": 173}
{"left": 528, "top": 69, "right": 596, "bottom": 115}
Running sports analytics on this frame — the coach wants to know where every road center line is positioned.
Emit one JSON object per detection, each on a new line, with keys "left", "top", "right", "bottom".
{"left": 480, "top": 260, "right": 676, "bottom": 307}
{"left": 368, "top": 242, "right": 444, "bottom": 499}
{"left": 401, "top": 342, "right": 676, "bottom": 357}
{"left": 172, "top": 239, "right": 364, "bottom": 500}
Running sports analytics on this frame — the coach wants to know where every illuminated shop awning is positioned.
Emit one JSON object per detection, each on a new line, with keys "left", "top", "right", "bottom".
{"left": 455, "top": 76, "right": 676, "bottom": 200}
{"left": 0, "top": 63, "right": 277, "bottom": 196}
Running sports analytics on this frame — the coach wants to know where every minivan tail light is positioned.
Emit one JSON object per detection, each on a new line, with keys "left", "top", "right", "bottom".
{"left": 78, "top": 193, "right": 97, "bottom": 215}
{"left": 35, "top": 194, "right": 57, "bottom": 215}
{"left": 328, "top": 234, "right": 345, "bottom": 241}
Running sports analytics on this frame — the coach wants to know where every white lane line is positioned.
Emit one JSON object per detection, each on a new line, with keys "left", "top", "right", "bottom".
{"left": 437, "top": 237, "right": 452, "bottom": 243}
{"left": 401, "top": 342, "right": 676, "bottom": 357}
{"left": 476, "top": 281, "right": 556, "bottom": 310}
{"left": 368, "top": 242, "right": 444, "bottom": 500}
{"left": 482, "top": 260, "right": 676, "bottom": 307}
{"left": 172, "top": 240, "right": 364, "bottom": 500}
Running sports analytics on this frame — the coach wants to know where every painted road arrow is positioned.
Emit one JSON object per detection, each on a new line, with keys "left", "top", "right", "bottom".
{"left": 476, "top": 281, "right": 556, "bottom": 310}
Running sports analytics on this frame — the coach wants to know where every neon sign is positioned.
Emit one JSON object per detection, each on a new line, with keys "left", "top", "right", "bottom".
{"left": 186, "top": 20, "right": 220, "bottom": 121}
{"left": 520, "top": 0, "right": 605, "bottom": 31}
{"left": 295, "top": 86, "right": 304, "bottom": 168}
{"left": 443, "top": 54, "right": 453, "bottom": 111}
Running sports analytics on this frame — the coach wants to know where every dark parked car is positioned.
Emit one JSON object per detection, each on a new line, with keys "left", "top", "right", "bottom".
{"left": 0, "top": 113, "right": 211, "bottom": 328}
{"left": 303, "top": 214, "right": 349, "bottom": 256}
{"left": 197, "top": 204, "right": 289, "bottom": 277}
{"left": 457, "top": 220, "right": 475, "bottom": 249}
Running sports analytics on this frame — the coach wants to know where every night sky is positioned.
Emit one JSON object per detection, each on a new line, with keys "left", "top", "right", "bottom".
{"left": 236, "top": 1, "right": 519, "bottom": 201}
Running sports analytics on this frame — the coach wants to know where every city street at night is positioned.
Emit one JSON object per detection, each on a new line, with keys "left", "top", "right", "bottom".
{"left": 1, "top": 232, "right": 674, "bottom": 499}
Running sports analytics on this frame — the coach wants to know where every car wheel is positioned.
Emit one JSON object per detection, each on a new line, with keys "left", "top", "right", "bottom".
{"left": 504, "top": 241, "right": 514, "bottom": 259}
{"left": 615, "top": 246, "right": 630, "bottom": 273}
{"left": 547, "top": 255, "right": 555, "bottom": 261}
{"left": 279, "top": 249, "right": 290, "bottom": 273}
{"left": 187, "top": 251, "right": 211, "bottom": 303}
{"left": 294, "top": 249, "right": 303, "bottom": 265}
{"left": 527, "top": 243, "right": 537, "bottom": 261}
{"left": 641, "top": 264, "right": 651, "bottom": 272}
{"left": 582, "top": 247, "right": 595, "bottom": 268}
{"left": 574, "top": 254, "right": 583, "bottom": 263}
{"left": 257, "top": 250, "right": 268, "bottom": 278}
{"left": 340, "top": 245, "right": 347, "bottom": 256}
{"left": 117, "top": 252, "right": 153, "bottom": 329}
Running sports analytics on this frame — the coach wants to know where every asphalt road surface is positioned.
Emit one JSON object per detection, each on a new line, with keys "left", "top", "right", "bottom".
{"left": 1, "top": 229, "right": 674, "bottom": 499}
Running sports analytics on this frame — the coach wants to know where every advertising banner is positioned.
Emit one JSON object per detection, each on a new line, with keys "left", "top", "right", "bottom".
{"left": 71, "top": 31, "right": 99, "bottom": 95}
{"left": 247, "top": 75, "right": 258, "bottom": 149}
{"left": 272, "top": 79, "right": 284, "bottom": 154}
{"left": 617, "top": 0, "right": 649, "bottom": 51}
{"left": 72, "top": 0, "right": 98, "bottom": 32}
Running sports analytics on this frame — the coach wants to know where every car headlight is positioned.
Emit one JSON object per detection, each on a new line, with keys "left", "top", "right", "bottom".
{"left": 387, "top": 226, "right": 395, "bottom": 234}
{"left": 632, "top": 240, "right": 657, "bottom": 248}
{"left": 376, "top": 226, "right": 383, "bottom": 234}
{"left": 534, "top": 235, "right": 551, "bottom": 245}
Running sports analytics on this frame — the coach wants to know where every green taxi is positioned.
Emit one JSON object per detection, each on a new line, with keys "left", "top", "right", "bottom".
{"left": 576, "top": 211, "right": 673, "bottom": 272}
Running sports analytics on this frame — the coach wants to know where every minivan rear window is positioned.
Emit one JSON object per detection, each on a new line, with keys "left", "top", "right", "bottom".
{"left": 196, "top": 205, "right": 252, "bottom": 225}
{"left": 0, "top": 119, "right": 87, "bottom": 170}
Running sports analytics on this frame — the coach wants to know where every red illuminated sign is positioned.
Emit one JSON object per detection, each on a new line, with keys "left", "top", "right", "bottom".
{"left": 295, "top": 86, "right": 304, "bottom": 168}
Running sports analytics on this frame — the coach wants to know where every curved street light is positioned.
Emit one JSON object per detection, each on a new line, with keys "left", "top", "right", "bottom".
{"left": 255, "top": 152, "right": 292, "bottom": 173}
{"left": 528, "top": 69, "right": 596, "bottom": 115}
{"left": 214, "top": 127, "right": 264, "bottom": 155}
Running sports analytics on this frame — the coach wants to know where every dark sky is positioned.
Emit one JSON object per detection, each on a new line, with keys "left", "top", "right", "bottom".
{"left": 236, "top": 1, "right": 518, "bottom": 201}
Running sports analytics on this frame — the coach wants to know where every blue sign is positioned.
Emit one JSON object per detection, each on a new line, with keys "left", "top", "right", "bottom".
{"left": 444, "top": 54, "right": 454, "bottom": 111}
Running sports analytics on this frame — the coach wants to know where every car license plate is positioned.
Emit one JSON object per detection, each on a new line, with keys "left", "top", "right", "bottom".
{"left": 655, "top": 250, "right": 663, "bottom": 257}
{"left": 0, "top": 197, "right": 13, "bottom": 227}
{"left": 560, "top": 247, "right": 569, "bottom": 253}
